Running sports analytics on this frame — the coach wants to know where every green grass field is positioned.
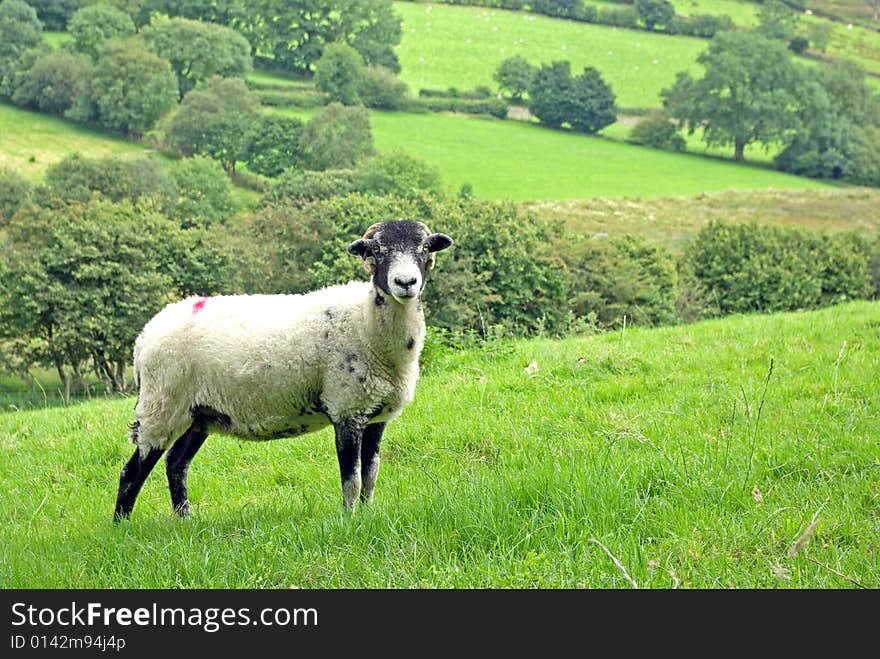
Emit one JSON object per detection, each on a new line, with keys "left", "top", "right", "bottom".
{"left": 0, "top": 102, "right": 151, "bottom": 181}
{"left": 394, "top": 2, "right": 710, "bottom": 108}
{"left": 1, "top": 301, "right": 877, "bottom": 588}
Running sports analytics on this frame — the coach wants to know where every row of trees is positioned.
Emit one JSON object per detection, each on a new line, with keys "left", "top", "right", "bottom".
{"left": 3, "top": 187, "right": 878, "bottom": 402}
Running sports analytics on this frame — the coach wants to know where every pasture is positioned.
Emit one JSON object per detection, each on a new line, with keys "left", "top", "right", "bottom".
{"left": 1, "top": 301, "right": 877, "bottom": 588}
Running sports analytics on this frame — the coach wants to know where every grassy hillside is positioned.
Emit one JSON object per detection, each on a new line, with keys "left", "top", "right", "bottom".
{"left": 1, "top": 301, "right": 877, "bottom": 588}
{"left": 0, "top": 102, "right": 151, "bottom": 181}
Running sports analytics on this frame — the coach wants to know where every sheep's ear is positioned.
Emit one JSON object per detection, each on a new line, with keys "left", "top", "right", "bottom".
{"left": 348, "top": 238, "right": 377, "bottom": 275}
{"left": 425, "top": 233, "right": 452, "bottom": 270}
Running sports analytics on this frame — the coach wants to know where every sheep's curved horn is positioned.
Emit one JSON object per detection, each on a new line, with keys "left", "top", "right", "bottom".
{"left": 363, "top": 223, "right": 383, "bottom": 239}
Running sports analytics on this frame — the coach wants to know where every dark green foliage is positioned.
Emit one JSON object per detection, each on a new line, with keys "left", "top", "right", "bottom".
{"left": 568, "top": 66, "right": 617, "bottom": 134}
{"left": 531, "top": 0, "right": 582, "bottom": 19}
{"left": 252, "top": 88, "right": 328, "bottom": 109}
{"left": 359, "top": 64, "right": 409, "bottom": 110}
{"left": 243, "top": 115, "right": 304, "bottom": 179}
{"left": 493, "top": 55, "right": 536, "bottom": 101}
{"left": 675, "top": 14, "right": 735, "bottom": 38}
{"left": 528, "top": 61, "right": 575, "bottom": 129}
{"left": 0, "top": 199, "right": 230, "bottom": 398}
{"left": 134, "top": 0, "right": 245, "bottom": 27}
{"left": 40, "top": 153, "right": 178, "bottom": 213}
{"left": 788, "top": 36, "right": 809, "bottom": 54}
{"left": 78, "top": 38, "right": 178, "bottom": 137}
{"left": 166, "top": 76, "right": 261, "bottom": 172}
{"left": 2, "top": 47, "right": 90, "bottom": 115}
{"left": 314, "top": 42, "right": 365, "bottom": 106}
{"left": 847, "top": 126, "right": 880, "bottom": 187}
{"left": 629, "top": 110, "right": 685, "bottom": 151}
{"left": 635, "top": 0, "right": 674, "bottom": 30}
{"left": 297, "top": 102, "right": 373, "bottom": 171}
{"left": 67, "top": 3, "right": 135, "bottom": 59}
{"left": 528, "top": 61, "right": 616, "bottom": 134}
{"left": 139, "top": 15, "right": 252, "bottom": 98}
{"left": 561, "top": 233, "right": 680, "bottom": 329}
{"left": 20, "top": 0, "right": 81, "bottom": 30}
{"left": 261, "top": 169, "right": 360, "bottom": 206}
{"left": 662, "top": 32, "right": 802, "bottom": 161}
{"left": 596, "top": 6, "right": 639, "bottom": 28}
{"left": 166, "top": 155, "right": 236, "bottom": 228}
{"left": 683, "top": 221, "right": 874, "bottom": 315}
{"left": 0, "top": 0, "right": 42, "bottom": 71}
{"left": 0, "top": 168, "right": 31, "bottom": 222}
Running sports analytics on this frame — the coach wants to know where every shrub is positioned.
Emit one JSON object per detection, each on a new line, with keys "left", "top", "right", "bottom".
{"left": 596, "top": 6, "right": 639, "bottom": 28}
{"left": 683, "top": 221, "right": 873, "bottom": 315}
{"left": 167, "top": 156, "right": 236, "bottom": 228}
{"left": 788, "top": 36, "right": 809, "bottom": 55}
{"left": 629, "top": 111, "right": 686, "bottom": 151}
{"left": 355, "top": 151, "right": 445, "bottom": 198}
{"left": 5, "top": 48, "right": 90, "bottom": 115}
{"left": 359, "top": 64, "right": 409, "bottom": 110}
{"left": 675, "top": 14, "right": 735, "bottom": 38}
{"left": 416, "top": 96, "right": 508, "bottom": 118}
{"left": 494, "top": 55, "right": 536, "bottom": 101}
{"left": 560, "top": 233, "right": 679, "bottom": 329}
{"left": 243, "top": 114, "right": 304, "bottom": 178}
{"left": 635, "top": 0, "right": 674, "bottom": 30}
{"left": 0, "top": 0, "right": 43, "bottom": 71}
{"left": 261, "top": 169, "right": 360, "bottom": 205}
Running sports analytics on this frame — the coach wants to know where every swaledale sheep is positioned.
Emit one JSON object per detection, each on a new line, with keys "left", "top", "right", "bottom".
{"left": 113, "top": 219, "right": 452, "bottom": 521}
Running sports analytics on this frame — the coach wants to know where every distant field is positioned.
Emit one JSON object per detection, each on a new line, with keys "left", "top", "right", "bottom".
{"left": 394, "top": 2, "right": 709, "bottom": 108}
{"left": 526, "top": 187, "right": 880, "bottom": 251}
{"left": 0, "top": 102, "right": 151, "bottom": 180}
{"left": 367, "top": 110, "right": 834, "bottom": 200}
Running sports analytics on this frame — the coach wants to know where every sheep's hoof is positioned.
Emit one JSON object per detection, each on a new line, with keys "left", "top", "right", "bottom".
{"left": 173, "top": 502, "right": 192, "bottom": 518}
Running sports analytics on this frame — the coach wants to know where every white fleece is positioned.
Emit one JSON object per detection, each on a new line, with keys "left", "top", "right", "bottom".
{"left": 132, "top": 280, "right": 425, "bottom": 450}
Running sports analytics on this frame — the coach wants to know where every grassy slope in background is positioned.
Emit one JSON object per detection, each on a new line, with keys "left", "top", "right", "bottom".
{"left": 1, "top": 301, "right": 877, "bottom": 588}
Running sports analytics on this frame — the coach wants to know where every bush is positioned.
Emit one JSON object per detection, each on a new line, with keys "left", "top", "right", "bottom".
{"left": 0, "top": 0, "right": 43, "bottom": 71}
{"left": 682, "top": 221, "right": 874, "bottom": 315}
{"left": 788, "top": 36, "right": 809, "bottom": 55}
{"left": 635, "top": 0, "right": 674, "bottom": 30}
{"left": 0, "top": 167, "right": 31, "bottom": 222}
{"left": 243, "top": 114, "right": 304, "bottom": 178}
{"left": 675, "top": 14, "right": 735, "bottom": 37}
{"left": 560, "top": 233, "right": 680, "bottom": 329}
{"left": 252, "top": 88, "right": 328, "bottom": 108}
{"left": 359, "top": 64, "right": 409, "bottom": 110}
{"left": 416, "top": 96, "right": 508, "bottom": 118}
{"left": 629, "top": 111, "right": 686, "bottom": 151}
{"left": 262, "top": 169, "right": 360, "bottom": 205}
{"left": 39, "top": 153, "right": 178, "bottom": 213}
{"left": 528, "top": 61, "right": 617, "bottom": 133}
{"left": 596, "top": 6, "right": 640, "bottom": 28}
{"left": 531, "top": 0, "right": 583, "bottom": 19}
{"left": 167, "top": 156, "right": 236, "bottom": 228}
{"left": 494, "top": 55, "right": 536, "bottom": 101}
{"left": 355, "top": 151, "right": 445, "bottom": 199}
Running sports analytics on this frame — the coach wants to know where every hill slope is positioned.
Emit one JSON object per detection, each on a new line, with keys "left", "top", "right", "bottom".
{"left": 1, "top": 301, "right": 877, "bottom": 588}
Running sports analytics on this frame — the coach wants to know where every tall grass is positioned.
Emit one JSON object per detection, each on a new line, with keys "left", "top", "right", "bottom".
{"left": 1, "top": 301, "right": 877, "bottom": 588}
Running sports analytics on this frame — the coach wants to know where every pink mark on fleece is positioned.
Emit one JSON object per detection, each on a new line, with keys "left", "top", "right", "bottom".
{"left": 192, "top": 297, "right": 208, "bottom": 315}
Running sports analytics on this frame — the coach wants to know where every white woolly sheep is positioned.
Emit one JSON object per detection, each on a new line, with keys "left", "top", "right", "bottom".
{"left": 113, "top": 219, "right": 453, "bottom": 521}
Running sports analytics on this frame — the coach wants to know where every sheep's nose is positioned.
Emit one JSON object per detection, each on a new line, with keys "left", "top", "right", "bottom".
{"left": 394, "top": 276, "right": 417, "bottom": 288}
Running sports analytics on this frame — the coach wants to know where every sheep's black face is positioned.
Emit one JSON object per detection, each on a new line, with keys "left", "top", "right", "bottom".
{"left": 348, "top": 220, "right": 453, "bottom": 305}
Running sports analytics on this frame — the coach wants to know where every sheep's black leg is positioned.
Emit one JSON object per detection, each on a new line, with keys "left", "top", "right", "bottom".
{"left": 165, "top": 426, "right": 208, "bottom": 517}
{"left": 113, "top": 445, "right": 165, "bottom": 522}
{"left": 333, "top": 420, "right": 363, "bottom": 510}
{"left": 360, "top": 422, "right": 385, "bottom": 505}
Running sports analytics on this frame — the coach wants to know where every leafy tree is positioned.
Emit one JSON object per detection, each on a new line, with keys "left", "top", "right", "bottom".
{"left": 530, "top": 0, "right": 582, "bottom": 19}
{"left": 243, "top": 114, "right": 304, "bottom": 178}
{"left": 528, "top": 61, "right": 616, "bottom": 133}
{"left": 494, "top": 55, "right": 535, "bottom": 102}
{"left": 848, "top": 125, "right": 880, "bottom": 187}
{"left": 0, "top": 0, "right": 42, "bottom": 71}
{"left": 166, "top": 76, "right": 261, "bottom": 173}
{"left": 297, "top": 102, "right": 373, "bottom": 171}
{"left": 19, "top": 0, "right": 82, "bottom": 30}
{"left": 239, "top": 0, "right": 400, "bottom": 74}
{"left": 80, "top": 38, "right": 178, "bottom": 136}
{"left": 528, "top": 61, "right": 575, "bottom": 129}
{"left": 757, "top": 0, "right": 798, "bottom": 42}
{"left": 67, "top": 3, "right": 135, "bottom": 59}
{"left": 0, "top": 167, "right": 31, "bottom": 222}
{"left": 313, "top": 42, "right": 365, "bottom": 106}
{"left": 134, "top": 0, "right": 245, "bottom": 27}
{"left": 3, "top": 47, "right": 91, "bottom": 114}
{"left": 635, "top": 0, "right": 675, "bottom": 31}
{"left": 568, "top": 66, "right": 616, "bottom": 134}
{"left": 167, "top": 155, "right": 236, "bottom": 228}
{"left": 139, "top": 15, "right": 252, "bottom": 98}
{"left": 662, "top": 31, "right": 802, "bottom": 161}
